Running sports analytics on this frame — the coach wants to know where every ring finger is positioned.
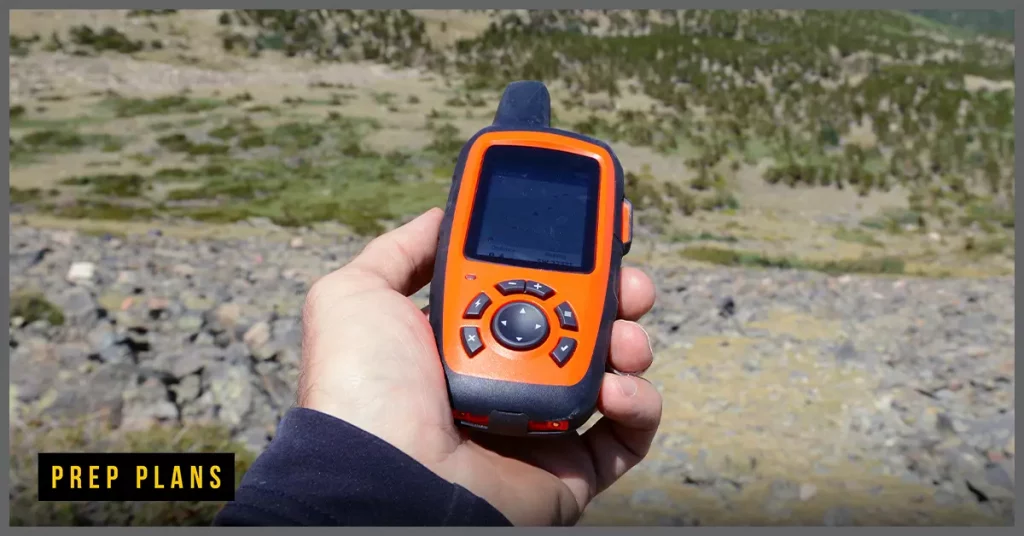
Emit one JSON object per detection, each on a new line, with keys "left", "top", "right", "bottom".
{"left": 607, "top": 319, "right": 653, "bottom": 374}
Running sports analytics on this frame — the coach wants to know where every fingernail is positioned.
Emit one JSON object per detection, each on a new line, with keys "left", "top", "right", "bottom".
{"left": 616, "top": 375, "right": 638, "bottom": 398}
{"left": 641, "top": 324, "right": 654, "bottom": 357}
{"left": 629, "top": 320, "right": 655, "bottom": 358}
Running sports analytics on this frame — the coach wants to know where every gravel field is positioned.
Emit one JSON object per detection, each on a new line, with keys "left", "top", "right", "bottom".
{"left": 8, "top": 224, "right": 1015, "bottom": 526}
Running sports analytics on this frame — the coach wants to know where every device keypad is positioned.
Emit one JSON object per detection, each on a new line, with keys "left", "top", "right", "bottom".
{"left": 524, "top": 281, "right": 555, "bottom": 300}
{"left": 496, "top": 280, "right": 526, "bottom": 295}
{"left": 461, "top": 280, "right": 581, "bottom": 366}
{"left": 461, "top": 326, "right": 484, "bottom": 357}
{"left": 491, "top": 301, "right": 550, "bottom": 350}
{"left": 464, "top": 292, "right": 492, "bottom": 319}
{"left": 550, "top": 337, "right": 578, "bottom": 367}
{"left": 554, "top": 301, "right": 578, "bottom": 331}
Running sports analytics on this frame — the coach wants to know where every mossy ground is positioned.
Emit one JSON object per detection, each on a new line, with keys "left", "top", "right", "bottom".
{"left": 10, "top": 290, "right": 66, "bottom": 326}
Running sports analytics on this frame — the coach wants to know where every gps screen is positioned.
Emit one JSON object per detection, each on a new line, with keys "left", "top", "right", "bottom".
{"left": 464, "top": 145, "right": 600, "bottom": 273}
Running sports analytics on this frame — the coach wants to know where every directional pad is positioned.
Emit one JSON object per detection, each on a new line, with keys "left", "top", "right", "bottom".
{"left": 491, "top": 301, "right": 550, "bottom": 351}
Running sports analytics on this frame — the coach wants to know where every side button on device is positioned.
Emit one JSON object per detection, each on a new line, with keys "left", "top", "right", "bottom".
{"left": 496, "top": 280, "right": 526, "bottom": 295}
{"left": 461, "top": 327, "right": 484, "bottom": 357}
{"left": 525, "top": 281, "right": 555, "bottom": 300}
{"left": 550, "top": 337, "right": 577, "bottom": 366}
{"left": 463, "top": 292, "right": 492, "bottom": 319}
{"left": 554, "top": 302, "right": 578, "bottom": 331}
{"left": 622, "top": 198, "right": 634, "bottom": 255}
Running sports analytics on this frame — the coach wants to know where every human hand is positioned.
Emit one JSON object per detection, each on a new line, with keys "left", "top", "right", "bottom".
{"left": 298, "top": 208, "right": 661, "bottom": 526}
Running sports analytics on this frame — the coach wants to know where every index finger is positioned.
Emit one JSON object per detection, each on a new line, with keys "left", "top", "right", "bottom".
{"left": 323, "top": 208, "right": 443, "bottom": 298}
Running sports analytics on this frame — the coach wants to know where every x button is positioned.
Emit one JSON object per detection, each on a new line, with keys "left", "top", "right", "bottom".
{"left": 460, "top": 326, "right": 484, "bottom": 357}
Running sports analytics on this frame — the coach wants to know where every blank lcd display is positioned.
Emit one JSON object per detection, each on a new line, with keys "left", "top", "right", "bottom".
{"left": 464, "top": 145, "right": 600, "bottom": 273}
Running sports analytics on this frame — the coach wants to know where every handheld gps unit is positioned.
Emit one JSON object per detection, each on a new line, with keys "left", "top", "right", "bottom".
{"left": 428, "top": 81, "right": 634, "bottom": 437}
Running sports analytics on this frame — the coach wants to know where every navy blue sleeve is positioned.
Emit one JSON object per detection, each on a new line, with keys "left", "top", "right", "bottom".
{"left": 213, "top": 407, "right": 512, "bottom": 526}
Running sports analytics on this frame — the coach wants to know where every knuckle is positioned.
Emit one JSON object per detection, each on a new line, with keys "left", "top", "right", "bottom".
{"left": 362, "top": 234, "right": 393, "bottom": 258}
{"left": 304, "top": 277, "right": 333, "bottom": 315}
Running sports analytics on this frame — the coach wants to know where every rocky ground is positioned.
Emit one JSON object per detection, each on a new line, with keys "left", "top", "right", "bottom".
{"left": 8, "top": 222, "right": 1015, "bottom": 526}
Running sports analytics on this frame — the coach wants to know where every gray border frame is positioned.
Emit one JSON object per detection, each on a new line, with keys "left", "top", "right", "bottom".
{"left": 4, "top": 1, "right": 1020, "bottom": 531}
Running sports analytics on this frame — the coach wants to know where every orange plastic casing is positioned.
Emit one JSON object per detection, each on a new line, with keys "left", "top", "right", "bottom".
{"left": 428, "top": 127, "right": 631, "bottom": 436}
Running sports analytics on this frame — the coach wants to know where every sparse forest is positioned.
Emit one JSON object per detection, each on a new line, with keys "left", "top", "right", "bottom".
{"left": 9, "top": 9, "right": 1016, "bottom": 238}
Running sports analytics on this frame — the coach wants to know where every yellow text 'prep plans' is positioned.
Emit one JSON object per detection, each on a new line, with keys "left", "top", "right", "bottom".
{"left": 38, "top": 453, "right": 235, "bottom": 502}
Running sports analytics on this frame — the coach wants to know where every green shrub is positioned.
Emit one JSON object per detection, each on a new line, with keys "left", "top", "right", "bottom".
{"left": 208, "top": 125, "right": 239, "bottom": 141}
{"left": 106, "top": 96, "right": 222, "bottom": 118}
{"left": 59, "top": 173, "right": 146, "bottom": 197}
{"left": 10, "top": 291, "right": 65, "bottom": 325}
{"left": 10, "top": 187, "right": 44, "bottom": 204}
{"left": 69, "top": 25, "right": 145, "bottom": 54}
{"left": 681, "top": 246, "right": 905, "bottom": 275}
{"left": 47, "top": 200, "right": 156, "bottom": 221}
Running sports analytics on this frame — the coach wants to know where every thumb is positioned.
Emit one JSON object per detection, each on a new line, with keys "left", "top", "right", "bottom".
{"left": 340, "top": 207, "right": 444, "bottom": 296}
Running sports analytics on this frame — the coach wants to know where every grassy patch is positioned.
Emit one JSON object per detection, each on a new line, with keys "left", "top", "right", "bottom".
{"left": 681, "top": 245, "right": 906, "bottom": 275}
{"left": 12, "top": 129, "right": 124, "bottom": 162}
{"left": 268, "top": 122, "right": 324, "bottom": 151}
{"left": 861, "top": 208, "right": 926, "bottom": 233}
{"left": 208, "top": 124, "right": 240, "bottom": 141}
{"left": 160, "top": 152, "right": 441, "bottom": 234}
{"left": 156, "top": 133, "right": 229, "bottom": 156}
{"left": 10, "top": 419, "right": 255, "bottom": 526}
{"left": 963, "top": 235, "right": 1013, "bottom": 257}
{"left": 44, "top": 200, "right": 157, "bottom": 222}
{"left": 10, "top": 291, "right": 65, "bottom": 326}
{"left": 669, "top": 230, "right": 739, "bottom": 244}
{"left": 103, "top": 95, "right": 223, "bottom": 118}
{"left": 126, "top": 9, "right": 178, "bottom": 17}
{"left": 238, "top": 133, "right": 267, "bottom": 149}
{"left": 10, "top": 33, "right": 41, "bottom": 56}
{"left": 46, "top": 114, "right": 446, "bottom": 235}
{"left": 10, "top": 187, "right": 54, "bottom": 205}
{"left": 69, "top": 25, "right": 145, "bottom": 54}
{"left": 833, "top": 227, "right": 884, "bottom": 247}
{"left": 960, "top": 200, "right": 1015, "bottom": 231}
{"left": 60, "top": 174, "right": 146, "bottom": 198}
{"left": 18, "top": 112, "right": 453, "bottom": 235}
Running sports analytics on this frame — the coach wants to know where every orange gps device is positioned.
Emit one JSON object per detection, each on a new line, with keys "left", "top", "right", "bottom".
{"left": 428, "top": 81, "right": 634, "bottom": 436}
